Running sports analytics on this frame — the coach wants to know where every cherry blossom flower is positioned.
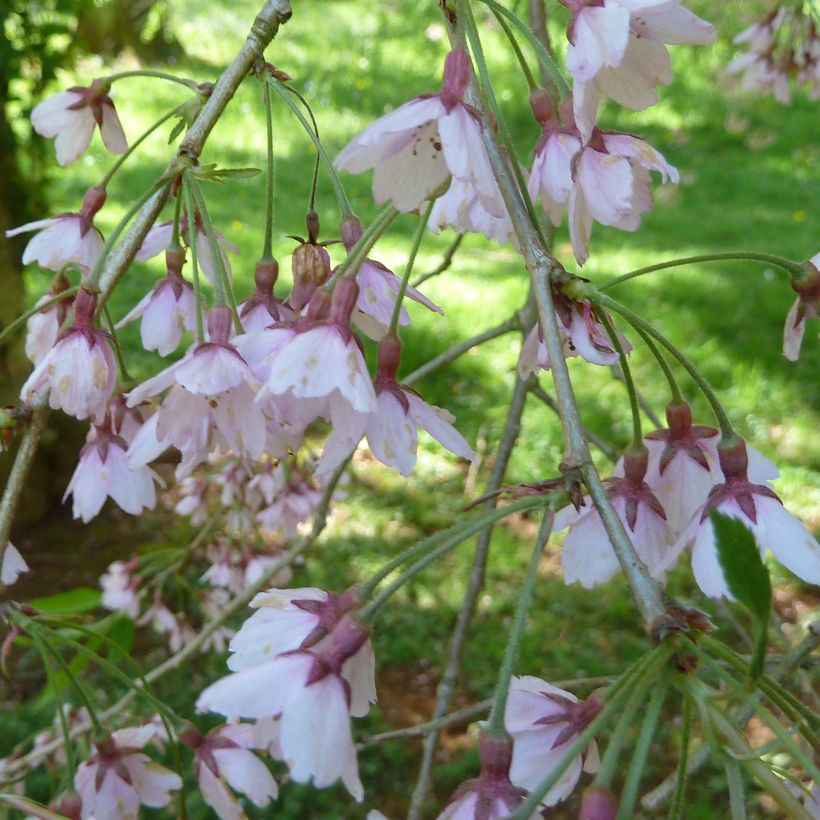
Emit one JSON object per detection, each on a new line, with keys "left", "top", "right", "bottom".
{"left": 505, "top": 677, "right": 600, "bottom": 806}
{"left": 336, "top": 49, "right": 503, "bottom": 214}
{"left": 199, "top": 589, "right": 237, "bottom": 654}
{"left": 181, "top": 723, "right": 278, "bottom": 820}
{"left": 31, "top": 80, "right": 127, "bottom": 166}
{"left": 366, "top": 337, "right": 475, "bottom": 476}
{"left": 137, "top": 208, "right": 239, "bottom": 286}
{"left": 428, "top": 176, "right": 516, "bottom": 245}
{"left": 126, "top": 306, "right": 266, "bottom": 466}
{"left": 20, "top": 287, "right": 116, "bottom": 423}
{"left": 518, "top": 287, "right": 629, "bottom": 376}
{"left": 6, "top": 186, "right": 106, "bottom": 273}
{"left": 667, "top": 439, "right": 820, "bottom": 599}
{"left": 1, "top": 543, "right": 29, "bottom": 586}
{"left": 554, "top": 447, "right": 671, "bottom": 588}
{"left": 527, "top": 93, "right": 582, "bottom": 227}
{"left": 65, "top": 417, "right": 160, "bottom": 522}
{"left": 569, "top": 130, "right": 679, "bottom": 265}
{"left": 100, "top": 558, "right": 141, "bottom": 618}
{"left": 562, "top": 0, "right": 714, "bottom": 138}
{"left": 437, "top": 734, "right": 533, "bottom": 820}
{"left": 256, "top": 471, "right": 323, "bottom": 536}
{"left": 239, "top": 259, "right": 283, "bottom": 332}
{"left": 25, "top": 273, "right": 74, "bottom": 364}
{"left": 197, "top": 615, "right": 373, "bottom": 801}
{"left": 637, "top": 402, "right": 779, "bottom": 538}
{"left": 782, "top": 253, "right": 819, "bottom": 361}
{"left": 74, "top": 725, "right": 181, "bottom": 820}
{"left": 116, "top": 248, "right": 196, "bottom": 356}
{"left": 139, "top": 595, "right": 195, "bottom": 652}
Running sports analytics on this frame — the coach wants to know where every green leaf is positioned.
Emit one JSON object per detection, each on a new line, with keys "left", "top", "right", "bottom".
{"left": 710, "top": 511, "right": 771, "bottom": 679}
{"left": 106, "top": 615, "right": 135, "bottom": 665}
{"left": 31, "top": 587, "right": 101, "bottom": 615}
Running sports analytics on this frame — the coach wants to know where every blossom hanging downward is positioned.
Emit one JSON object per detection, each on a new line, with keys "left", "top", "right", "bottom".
{"left": 74, "top": 725, "right": 181, "bottom": 820}
{"left": 366, "top": 336, "right": 475, "bottom": 476}
{"left": 6, "top": 186, "right": 107, "bottom": 274}
{"left": 782, "top": 253, "right": 819, "bottom": 361}
{"left": 65, "top": 414, "right": 160, "bottom": 522}
{"left": 666, "top": 438, "right": 820, "bottom": 599}
{"left": 554, "top": 447, "right": 671, "bottom": 588}
{"left": 197, "top": 614, "right": 374, "bottom": 801}
{"left": 20, "top": 287, "right": 117, "bottom": 423}
{"left": 31, "top": 79, "right": 127, "bottom": 166}
{"left": 25, "top": 273, "right": 74, "bottom": 364}
{"left": 181, "top": 723, "right": 278, "bottom": 820}
{"left": 336, "top": 49, "right": 503, "bottom": 215}
{"left": 117, "top": 248, "right": 197, "bottom": 356}
{"left": 126, "top": 306, "right": 267, "bottom": 468}
{"left": 504, "top": 677, "right": 601, "bottom": 806}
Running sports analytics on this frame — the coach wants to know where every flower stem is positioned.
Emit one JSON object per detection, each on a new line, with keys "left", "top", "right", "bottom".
{"left": 359, "top": 496, "right": 549, "bottom": 623}
{"left": 632, "top": 324, "right": 683, "bottom": 406}
{"left": 668, "top": 694, "right": 693, "bottom": 820}
{"left": 476, "top": 0, "right": 570, "bottom": 100}
{"left": 103, "top": 305, "right": 132, "bottom": 383}
{"left": 600, "top": 252, "right": 803, "bottom": 291}
{"left": 277, "top": 83, "right": 322, "bottom": 213}
{"left": 261, "top": 81, "right": 276, "bottom": 261}
{"left": 489, "top": 8, "right": 537, "bottom": 91}
{"left": 485, "top": 509, "right": 554, "bottom": 738}
{"left": 104, "top": 69, "right": 199, "bottom": 90}
{"left": 595, "top": 293, "right": 736, "bottom": 439}
{"left": 100, "top": 105, "right": 185, "bottom": 189}
{"left": 170, "top": 185, "right": 184, "bottom": 250}
{"left": 88, "top": 179, "right": 171, "bottom": 294}
{"left": 598, "top": 309, "right": 642, "bottom": 447}
{"left": 183, "top": 177, "right": 206, "bottom": 342}
{"left": 0, "top": 286, "right": 79, "bottom": 350}
{"left": 387, "top": 199, "right": 435, "bottom": 337}
{"left": 186, "top": 171, "right": 241, "bottom": 330}
{"left": 265, "top": 76, "right": 354, "bottom": 220}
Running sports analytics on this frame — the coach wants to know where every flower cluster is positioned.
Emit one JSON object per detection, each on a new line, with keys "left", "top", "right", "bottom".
{"left": 728, "top": 5, "right": 820, "bottom": 103}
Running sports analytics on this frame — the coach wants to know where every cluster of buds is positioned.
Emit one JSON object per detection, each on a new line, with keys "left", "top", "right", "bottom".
{"left": 728, "top": 5, "right": 820, "bottom": 103}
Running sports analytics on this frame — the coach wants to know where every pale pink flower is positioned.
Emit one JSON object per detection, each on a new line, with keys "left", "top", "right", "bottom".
{"left": 20, "top": 287, "right": 116, "bottom": 423}
{"left": 74, "top": 726, "right": 181, "bottom": 820}
{"left": 181, "top": 723, "right": 278, "bottom": 819}
{"left": 554, "top": 448, "right": 671, "bottom": 588}
{"left": 563, "top": 0, "right": 713, "bottom": 138}
{"left": 243, "top": 553, "right": 291, "bottom": 589}
{"left": 257, "top": 473, "right": 323, "bottom": 536}
{"left": 6, "top": 186, "right": 106, "bottom": 273}
{"left": 667, "top": 440, "right": 820, "bottom": 599}
{"left": 199, "top": 588, "right": 237, "bottom": 654}
{"left": 527, "top": 94, "right": 582, "bottom": 227}
{"left": 569, "top": 130, "right": 678, "bottom": 265}
{"left": 65, "top": 419, "right": 159, "bottom": 522}
{"left": 505, "top": 677, "right": 601, "bottom": 806}
{"left": 116, "top": 249, "right": 196, "bottom": 356}
{"left": 139, "top": 595, "right": 195, "bottom": 652}
{"left": 239, "top": 259, "right": 283, "bottom": 332}
{"left": 336, "top": 49, "right": 503, "bottom": 215}
{"left": 100, "top": 558, "right": 141, "bottom": 618}
{"left": 366, "top": 337, "right": 474, "bottom": 476}
{"left": 137, "top": 209, "right": 239, "bottom": 286}
{"left": 782, "top": 253, "right": 819, "bottom": 361}
{"left": 197, "top": 616, "right": 373, "bottom": 801}
{"left": 1, "top": 543, "right": 29, "bottom": 586}
{"left": 32, "top": 80, "right": 127, "bottom": 166}
{"left": 226, "top": 587, "right": 357, "bottom": 671}
{"left": 25, "top": 274, "right": 74, "bottom": 364}
{"left": 518, "top": 290, "right": 628, "bottom": 376}
{"left": 437, "top": 734, "right": 533, "bottom": 820}
{"left": 428, "top": 176, "right": 516, "bottom": 245}
{"left": 126, "top": 306, "right": 266, "bottom": 464}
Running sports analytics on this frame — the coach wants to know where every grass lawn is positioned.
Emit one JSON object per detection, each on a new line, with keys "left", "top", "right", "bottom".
{"left": 5, "top": 0, "right": 819, "bottom": 817}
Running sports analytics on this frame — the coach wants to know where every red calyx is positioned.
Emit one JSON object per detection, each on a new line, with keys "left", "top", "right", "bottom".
{"left": 534, "top": 690, "right": 602, "bottom": 748}
{"left": 441, "top": 49, "right": 472, "bottom": 110}
{"left": 645, "top": 402, "right": 718, "bottom": 475}
{"left": 579, "top": 787, "right": 619, "bottom": 820}
{"left": 606, "top": 446, "right": 666, "bottom": 531}
{"left": 79, "top": 186, "right": 107, "bottom": 236}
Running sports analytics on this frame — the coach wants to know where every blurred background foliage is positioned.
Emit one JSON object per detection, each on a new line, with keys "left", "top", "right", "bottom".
{"left": 1, "top": 0, "right": 818, "bottom": 817}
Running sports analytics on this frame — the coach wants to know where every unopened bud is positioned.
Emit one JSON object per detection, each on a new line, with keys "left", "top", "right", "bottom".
{"left": 578, "top": 787, "right": 618, "bottom": 820}
{"left": 292, "top": 243, "right": 331, "bottom": 287}
{"left": 340, "top": 217, "right": 364, "bottom": 251}
{"left": 529, "top": 88, "right": 555, "bottom": 125}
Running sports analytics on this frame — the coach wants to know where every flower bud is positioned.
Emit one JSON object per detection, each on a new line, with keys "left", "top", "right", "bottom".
{"left": 578, "top": 787, "right": 618, "bottom": 820}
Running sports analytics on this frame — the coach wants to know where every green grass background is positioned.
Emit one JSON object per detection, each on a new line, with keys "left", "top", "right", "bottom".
{"left": 5, "top": 0, "right": 819, "bottom": 817}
